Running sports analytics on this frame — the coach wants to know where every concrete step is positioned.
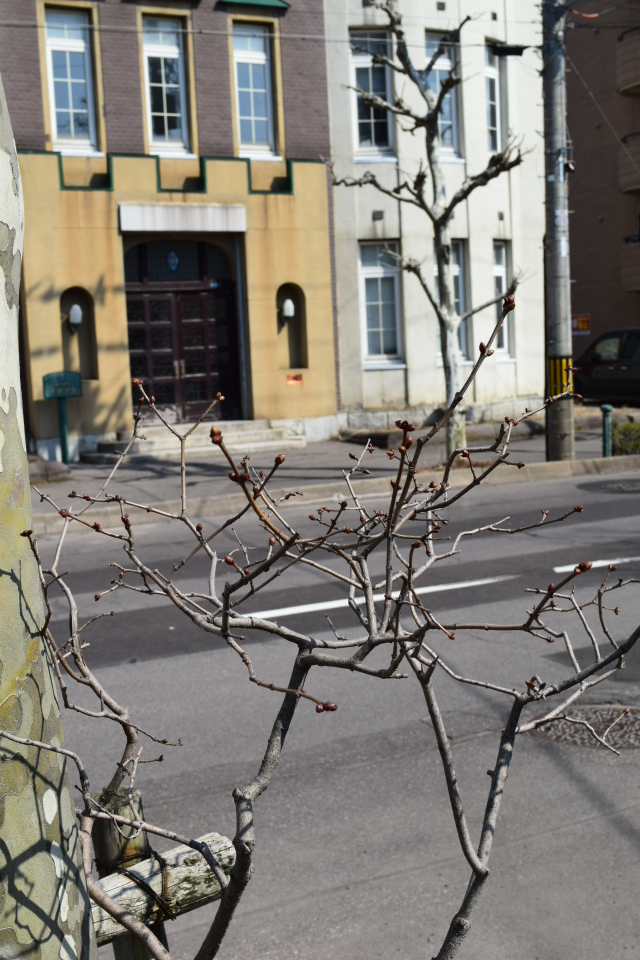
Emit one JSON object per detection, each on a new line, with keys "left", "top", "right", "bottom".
{"left": 118, "top": 419, "right": 273, "bottom": 440}
{"left": 81, "top": 419, "right": 306, "bottom": 464}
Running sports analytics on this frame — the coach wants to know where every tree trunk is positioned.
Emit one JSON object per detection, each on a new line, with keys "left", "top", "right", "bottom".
{"left": 0, "top": 74, "right": 97, "bottom": 960}
{"left": 434, "top": 225, "right": 466, "bottom": 456}
{"left": 441, "top": 318, "right": 466, "bottom": 455}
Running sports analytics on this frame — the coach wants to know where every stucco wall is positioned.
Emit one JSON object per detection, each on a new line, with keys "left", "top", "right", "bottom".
{"left": 325, "top": 0, "right": 545, "bottom": 416}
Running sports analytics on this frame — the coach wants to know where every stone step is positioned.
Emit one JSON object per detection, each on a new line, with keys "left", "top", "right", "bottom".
{"left": 117, "top": 419, "right": 272, "bottom": 441}
{"left": 81, "top": 422, "right": 305, "bottom": 464}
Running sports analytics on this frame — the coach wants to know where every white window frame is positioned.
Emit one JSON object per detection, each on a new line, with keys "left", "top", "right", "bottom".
{"left": 45, "top": 7, "right": 98, "bottom": 155}
{"left": 493, "top": 241, "right": 514, "bottom": 357}
{"left": 434, "top": 240, "right": 471, "bottom": 360}
{"left": 359, "top": 242, "right": 404, "bottom": 368}
{"left": 485, "top": 45, "right": 502, "bottom": 153}
{"left": 233, "top": 24, "right": 277, "bottom": 159}
{"left": 425, "top": 34, "right": 460, "bottom": 157}
{"left": 142, "top": 17, "right": 191, "bottom": 157}
{"left": 350, "top": 31, "right": 395, "bottom": 159}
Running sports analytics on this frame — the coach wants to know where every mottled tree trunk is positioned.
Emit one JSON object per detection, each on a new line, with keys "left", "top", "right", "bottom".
{"left": 441, "top": 319, "right": 466, "bottom": 455}
{"left": 0, "top": 75, "right": 97, "bottom": 960}
{"left": 434, "top": 224, "right": 466, "bottom": 454}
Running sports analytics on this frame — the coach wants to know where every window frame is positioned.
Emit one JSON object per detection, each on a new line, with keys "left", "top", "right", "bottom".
{"left": 425, "top": 34, "right": 460, "bottom": 157}
{"left": 359, "top": 241, "right": 404, "bottom": 368}
{"left": 44, "top": 5, "right": 98, "bottom": 154}
{"left": 350, "top": 31, "right": 395, "bottom": 159}
{"left": 492, "top": 241, "right": 511, "bottom": 354}
{"left": 141, "top": 16, "right": 191, "bottom": 157}
{"left": 434, "top": 240, "right": 471, "bottom": 360}
{"left": 485, "top": 44, "right": 502, "bottom": 154}
{"left": 232, "top": 23, "right": 277, "bottom": 158}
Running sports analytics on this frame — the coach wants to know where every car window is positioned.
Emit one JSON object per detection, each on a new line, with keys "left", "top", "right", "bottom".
{"left": 592, "top": 336, "right": 621, "bottom": 362}
{"left": 621, "top": 331, "right": 640, "bottom": 360}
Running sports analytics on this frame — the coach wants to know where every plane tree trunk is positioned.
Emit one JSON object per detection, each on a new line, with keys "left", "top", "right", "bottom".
{"left": 0, "top": 73, "right": 97, "bottom": 960}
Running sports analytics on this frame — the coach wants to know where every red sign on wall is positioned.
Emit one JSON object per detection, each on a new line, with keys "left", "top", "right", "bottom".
{"left": 572, "top": 313, "right": 591, "bottom": 336}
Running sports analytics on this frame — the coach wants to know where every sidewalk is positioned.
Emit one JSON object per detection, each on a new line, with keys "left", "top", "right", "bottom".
{"left": 29, "top": 415, "right": 633, "bottom": 536}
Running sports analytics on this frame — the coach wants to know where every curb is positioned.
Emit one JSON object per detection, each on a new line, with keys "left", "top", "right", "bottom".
{"left": 29, "top": 453, "right": 640, "bottom": 537}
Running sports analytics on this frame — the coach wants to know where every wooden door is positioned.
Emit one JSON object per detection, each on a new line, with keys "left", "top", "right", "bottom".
{"left": 127, "top": 282, "right": 241, "bottom": 421}
{"left": 127, "top": 293, "right": 179, "bottom": 410}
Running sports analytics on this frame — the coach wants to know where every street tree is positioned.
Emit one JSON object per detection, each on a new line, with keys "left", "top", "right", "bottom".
{"left": 20, "top": 293, "right": 640, "bottom": 960}
{"left": 0, "top": 74, "right": 96, "bottom": 959}
{"left": 332, "top": 1, "right": 522, "bottom": 456}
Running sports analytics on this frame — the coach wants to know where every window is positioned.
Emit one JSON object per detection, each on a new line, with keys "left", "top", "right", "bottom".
{"left": 142, "top": 18, "right": 189, "bottom": 154}
{"left": 590, "top": 336, "right": 622, "bottom": 363}
{"left": 45, "top": 8, "right": 97, "bottom": 152}
{"left": 359, "top": 243, "right": 402, "bottom": 363}
{"left": 485, "top": 45, "right": 501, "bottom": 153}
{"left": 425, "top": 35, "right": 459, "bottom": 154}
{"left": 233, "top": 25, "right": 276, "bottom": 156}
{"left": 350, "top": 32, "right": 393, "bottom": 153}
{"left": 493, "top": 241, "right": 510, "bottom": 352}
{"left": 434, "top": 241, "right": 469, "bottom": 357}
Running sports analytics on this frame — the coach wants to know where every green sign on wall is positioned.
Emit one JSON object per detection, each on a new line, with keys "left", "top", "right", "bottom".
{"left": 43, "top": 371, "right": 82, "bottom": 400}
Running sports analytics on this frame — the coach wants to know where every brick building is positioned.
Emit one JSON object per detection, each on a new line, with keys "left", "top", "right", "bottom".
{"left": 1, "top": 0, "right": 337, "bottom": 459}
{"left": 567, "top": 1, "right": 640, "bottom": 356}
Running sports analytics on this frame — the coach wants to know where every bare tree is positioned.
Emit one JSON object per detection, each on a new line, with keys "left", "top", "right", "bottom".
{"left": 12, "top": 293, "right": 640, "bottom": 959}
{"left": 332, "top": 1, "right": 522, "bottom": 456}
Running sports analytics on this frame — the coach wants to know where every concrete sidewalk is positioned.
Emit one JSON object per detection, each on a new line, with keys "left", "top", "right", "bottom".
{"left": 28, "top": 414, "right": 638, "bottom": 536}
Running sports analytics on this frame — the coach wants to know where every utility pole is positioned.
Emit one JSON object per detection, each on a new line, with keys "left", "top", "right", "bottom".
{"left": 542, "top": 0, "right": 575, "bottom": 460}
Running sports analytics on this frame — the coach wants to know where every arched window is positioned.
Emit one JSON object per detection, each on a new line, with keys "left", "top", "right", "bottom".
{"left": 276, "top": 283, "right": 307, "bottom": 369}
{"left": 124, "top": 240, "right": 232, "bottom": 285}
{"left": 60, "top": 287, "right": 98, "bottom": 380}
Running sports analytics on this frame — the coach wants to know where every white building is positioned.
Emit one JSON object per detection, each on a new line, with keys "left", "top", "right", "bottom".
{"left": 325, "top": 0, "right": 545, "bottom": 427}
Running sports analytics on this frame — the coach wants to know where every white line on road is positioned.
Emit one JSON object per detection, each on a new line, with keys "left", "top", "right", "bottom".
{"left": 249, "top": 575, "right": 519, "bottom": 620}
{"left": 553, "top": 556, "right": 640, "bottom": 574}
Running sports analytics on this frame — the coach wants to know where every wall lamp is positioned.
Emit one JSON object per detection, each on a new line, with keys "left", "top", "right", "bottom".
{"left": 68, "top": 303, "right": 83, "bottom": 335}
{"left": 282, "top": 298, "right": 295, "bottom": 320}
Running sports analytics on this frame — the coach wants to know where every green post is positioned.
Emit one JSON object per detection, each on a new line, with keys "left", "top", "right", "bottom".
{"left": 601, "top": 404, "right": 613, "bottom": 458}
{"left": 57, "top": 396, "right": 69, "bottom": 464}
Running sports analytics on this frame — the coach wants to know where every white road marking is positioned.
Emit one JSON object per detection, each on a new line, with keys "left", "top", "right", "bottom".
{"left": 553, "top": 556, "right": 640, "bottom": 574}
{"left": 248, "top": 575, "right": 519, "bottom": 620}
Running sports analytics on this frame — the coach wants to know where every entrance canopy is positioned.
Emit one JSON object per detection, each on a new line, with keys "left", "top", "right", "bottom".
{"left": 119, "top": 202, "right": 247, "bottom": 234}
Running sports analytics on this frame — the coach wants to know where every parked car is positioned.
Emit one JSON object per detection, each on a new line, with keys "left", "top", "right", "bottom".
{"left": 574, "top": 329, "right": 640, "bottom": 403}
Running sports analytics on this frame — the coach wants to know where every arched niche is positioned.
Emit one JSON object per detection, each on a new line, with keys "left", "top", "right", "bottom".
{"left": 276, "top": 283, "right": 308, "bottom": 370}
{"left": 60, "top": 287, "right": 98, "bottom": 380}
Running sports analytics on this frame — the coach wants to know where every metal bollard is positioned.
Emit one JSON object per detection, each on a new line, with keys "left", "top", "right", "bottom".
{"left": 601, "top": 404, "right": 613, "bottom": 458}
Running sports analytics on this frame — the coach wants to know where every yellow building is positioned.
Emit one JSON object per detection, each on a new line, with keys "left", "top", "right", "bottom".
{"left": 4, "top": 2, "right": 337, "bottom": 459}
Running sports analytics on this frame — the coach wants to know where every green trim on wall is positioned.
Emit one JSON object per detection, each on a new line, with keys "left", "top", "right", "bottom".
{"left": 17, "top": 150, "right": 326, "bottom": 197}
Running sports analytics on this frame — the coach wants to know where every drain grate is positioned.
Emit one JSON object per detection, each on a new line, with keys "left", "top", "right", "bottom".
{"left": 533, "top": 705, "right": 640, "bottom": 750}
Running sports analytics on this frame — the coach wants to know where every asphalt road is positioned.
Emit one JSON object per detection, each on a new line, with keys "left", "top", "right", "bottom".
{"left": 37, "top": 468, "right": 640, "bottom": 959}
